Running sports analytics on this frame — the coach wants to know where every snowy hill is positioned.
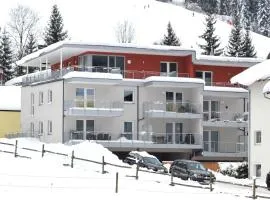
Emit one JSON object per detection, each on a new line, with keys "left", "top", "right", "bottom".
{"left": 0, "top": 137, "right": 269, "bottom": 199}
{"left": 50, "top": 0, "right": 270, "bottom": 59}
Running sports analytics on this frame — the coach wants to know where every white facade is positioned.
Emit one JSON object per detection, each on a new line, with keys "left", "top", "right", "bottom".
{"left": 20, "top": 70, "right": 248, "bottom": 161}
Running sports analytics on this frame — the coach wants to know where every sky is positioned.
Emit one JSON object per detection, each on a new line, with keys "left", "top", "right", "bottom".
{"left": 0, "top": 137, "right": 270, "bottom": 200}
{"left": 1, "top": 0, "right": 270, "bottom": 59}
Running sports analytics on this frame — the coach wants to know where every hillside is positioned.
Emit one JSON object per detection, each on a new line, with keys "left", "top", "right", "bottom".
{"left": 51, "top": 0, "right": 270, "bottom": 59}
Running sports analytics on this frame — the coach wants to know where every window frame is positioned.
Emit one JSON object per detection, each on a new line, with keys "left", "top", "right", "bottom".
{"left": 195, "top": 70, "right": 213, "bottom": 86}
{"left": 255, "top": 164, "right": 261, "bottom": 177}
{"left": 48, "top": 90, "right": 52, "bottom": 103}
{"left": 160, "top": 62, "right": 178, "bottom": 77}
{"left": 48, "top": 120, "right": 52, "bottom": 135}
{"left": 39, "top": 91, "right": 44, "bottom": 105}
{"left": 39, "top": 121, "right": 43, "bottom": 136}
{"left": 30, "top": 122, "right": 35, "bottom": 137}
{"left": 30, "top": 93, "right": 35, "bottom": 116}
{"left": 124, "top": 89, "right": 134, "bottom": 103}
{"left": 255, "top": 130, "right": 262, "bottom": 144}
{"left": 124, "top": 121, "right": 133, "bottom": 134}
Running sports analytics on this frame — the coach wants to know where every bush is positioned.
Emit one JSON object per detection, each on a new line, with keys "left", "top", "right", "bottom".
{"left": 219, "top": 162, "right": 248, "bottom": 179}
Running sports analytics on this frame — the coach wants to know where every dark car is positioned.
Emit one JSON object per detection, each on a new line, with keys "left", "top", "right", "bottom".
{"left": 266, "top": 171, "right": 270, "bottom": 190}
{"left": 123, "top": 151, "right": 168, "bottom": 173}
{"left": 169, "top": 159, "right": 215, "bottom": 183}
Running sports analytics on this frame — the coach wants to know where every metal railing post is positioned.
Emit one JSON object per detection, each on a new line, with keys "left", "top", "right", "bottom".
{"left": 136, "top": 163, "right": 139, "bottom": 180}
{"left": 102, "top": 156, "right": 105, "bottom": 174}
{"left": 14, "top": 140, "right": 18, "bottom": 157}
{"left": 252, "top": 177, "right": 257, "bottom": 199}
{"left": 115, "top": 172, "right": 119, "bottom": 193}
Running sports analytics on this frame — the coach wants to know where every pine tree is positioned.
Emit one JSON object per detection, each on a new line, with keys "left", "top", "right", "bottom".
{"left": 0, "top": 29, "right": 13, "bottom": 81}
{"left": 161, "top": 22, "right": 181, "bottom": 46}
{"left": 199, "top": 14, "right": 223, "bottom": 55}
{"left": 239, "top": 22, "right": 256, "bottom": 57}
{"left": 219, "top": 0, "right": 228, "bottom": 15}
{"left": 226, "top": 2, "right": 243, "bottom": 57}
{"left": 44, "top": 4, "right": 68, "bottom": 46}
{"left": 258, "top": 0, "right": 270, "bottom": 37}
{"left": 25, "top": 33, "right": 37, "bottom": 55}
{"left": 200, "top": 0, "right": 218, "bottom": 14}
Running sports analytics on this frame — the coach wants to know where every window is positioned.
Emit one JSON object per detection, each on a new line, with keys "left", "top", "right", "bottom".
{"left": 39, "top": 92, "right": 44, "bottom": 105}
{"left": 48, "top": 90, "right": 52, "bottom": 103}
{"left": 39, "top": 121, "right": 43, "bottom": 135}
{"left": 48, "top": 121, "right": 52, "bottom": 135}
{"left": 124, "top": 122, "right": 133, "bottom": 133}
{"left": 30, "top": 93, "right": 34, "bottom": 116}
{"left": 255, "top": 164, "right": 261, "bottom": 177}
{"left": 195, "top": 71, "right": 212, "bottom": 86}
{"left": 30, "top": 122, "right": 34, "bottom": 137}
{"left": 160, "top": 62, "right": 177, "bottom": 77}
{"left": 76, "top": 88, "right": 95, "bottom": 107}
{"left": 76, "top": 120, "right": 84, "bottom": 131}
{"left": 203, "top": 100, "right": 220, "bottom": 121}
{"left": 255, "top": 131, "right": 261, "bottom": 144}
{"left": 124, "top": 90, "right": 134, "bottom": 102}
{"left": 165, "top": 92, "right": 182, "bottom": 112}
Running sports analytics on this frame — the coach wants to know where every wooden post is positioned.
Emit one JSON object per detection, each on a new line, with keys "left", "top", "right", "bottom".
{"left": 210, "top": 173, "right": 213, "bottom": 192}
{"left": 41, "top": 144, "right": 45, "bottom": 158}
{"left": 136, "top": 163, "right": 139, "bottom": 180}
{"left": 102, "top": 156, "right": 105, "bottom": 174}
{"left": 252, "top": 177, "right": 257, "bottom": 199}
{"left": 115, "top": 172, "right": 119, "bottom": 193}
{"left": 71, "top": 150, "right": 74, "bottom": 168}
{"left": 170, "top": 169, "right": 174, "bottom": 186}
{"left": 14, "top": 140, "right": 18, "bottom": 157}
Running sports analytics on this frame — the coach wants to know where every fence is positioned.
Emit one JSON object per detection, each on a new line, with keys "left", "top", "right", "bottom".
{"left": 0, "top": 139, "right": 269, "bottom": 198}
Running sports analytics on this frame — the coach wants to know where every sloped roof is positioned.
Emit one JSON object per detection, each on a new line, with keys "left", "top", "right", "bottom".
{"left": 0, "top": 86, "right": 21, "bottom": 111}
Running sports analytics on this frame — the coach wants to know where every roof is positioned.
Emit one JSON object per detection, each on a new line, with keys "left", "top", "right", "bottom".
{"left": 231, "top": 59, "right": 270, "bottom": 86}
{"left": 17, "top": 40, "right": 262, "bottom": 68}
{"left": 204, "top": 86, "right": 248, "bottom": 93}
{"left": 0, "top": 86, "right": 21, "bottom": 111}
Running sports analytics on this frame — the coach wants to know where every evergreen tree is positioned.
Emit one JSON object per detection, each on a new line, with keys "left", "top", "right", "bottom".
{"left": 239, "top": 22, "right": 256, "bottom": 57}
{"left": 226, "top": 2, "right": 243, "bottom": 57}
{"left": 249, "top": 0, "right": 259, "bottom": 31}
{"left": 44, "top": 4, "right": 68, "bottom": 46}
{"left": 258, "top": 0, "right": 270, "bottom": 37}
{"left": 161, "top": 22, "right": 181, "bottom": 46}
{"left": 200, "top": 0, "right": 218, "bottom": 14}
{"left": 25, "top": 33, "right": 37, "bottom": 55}
{"left": 199, "top": 14, "right": 223, "bottom": 55}
{"left": 219, "top": 0, "right": 228, "bottom": 15}
{"left": 0, "top": 29, "right": 13, "bottom": 81}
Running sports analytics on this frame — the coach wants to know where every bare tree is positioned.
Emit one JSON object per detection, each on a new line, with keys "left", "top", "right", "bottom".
{"left": 115, "top": 20, "right": 135, "bottom": 43}
{"left": 8, "top": 5, "right": 39, "bottom": 60}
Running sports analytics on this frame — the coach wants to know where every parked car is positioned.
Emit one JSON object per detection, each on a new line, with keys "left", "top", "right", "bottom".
{"left": 123, "top": 151, "right": 168, "bottom": 173}
{"left": 169, "top": 159, "right": 215, "bottom": 183}
{"left": 266, "top": 171, "right": 270, "bottom": 190}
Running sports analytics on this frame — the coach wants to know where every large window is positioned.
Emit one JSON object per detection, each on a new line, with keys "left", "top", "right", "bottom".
{"left": 39, "top": 92, "right": 44, "bottom": 105}
{"left": 166, "top": 91, "right": 182, "bottom": 112}
{"left": 160, "top": 62, "right": 177, "bottom": 77}
{"left": 124, "top": 90, "right": 134, "bottom": 102}
{"left": 196, "top": 71, "right": 212, "bottom": 86}
{"left": 75, "top": 88, "right": 95, "bottom": 107}
{"left": 255, "top": 130, "right": 261, "bottom": 144}
{"left": 79, "top": 55, "right": 125, "bottom": 72}
{"left": 203, "top": 100, "right": 220, "bottom": 121}
{"left": 30, "top": 122, "right": 34, "bottom": 137}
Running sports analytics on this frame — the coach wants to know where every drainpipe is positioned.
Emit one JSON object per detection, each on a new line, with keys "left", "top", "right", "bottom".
{"left": 248, "top": 89, "right": 251, "bottom": 179}
{"left": 137, "top": 85, "right": 139, "bottom": 140}
{"left": 62, "top": 79, "right": 65, "bottom": 143}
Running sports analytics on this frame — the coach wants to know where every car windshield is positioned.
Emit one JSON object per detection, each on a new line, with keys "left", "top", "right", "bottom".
{"left": 187, "top": 162, "right": 206, "bottom": 171}
{"left": 143, "top": 157, "right": 162, "bottom": 165}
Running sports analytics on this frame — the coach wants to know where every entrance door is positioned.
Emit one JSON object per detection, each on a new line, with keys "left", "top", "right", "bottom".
{"left": 166, "top": 123, "right": 173, "bottom": 143}
{"left": 175, "top": 123, "right": 183, "bottom": 144}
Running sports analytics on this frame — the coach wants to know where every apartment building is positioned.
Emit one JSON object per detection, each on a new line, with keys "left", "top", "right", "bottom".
{"left": 17, "top": 41, "right": 262, "bottom": 160}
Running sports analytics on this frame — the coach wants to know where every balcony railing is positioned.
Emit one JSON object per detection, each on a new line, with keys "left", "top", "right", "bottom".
{"left": 203, "top": 141, "right": 248, "bottom": 154}
{"left": 203, "top": 111, "right": 248, "bottom": 122}
{"left": 143, "top": 101, "right": 201, "bottom": 114}
{"left": 64, "top": 100, "right": 123, "bottom": 117}
{"left": 69, "top": 130, "right": 202, "bottom": 146}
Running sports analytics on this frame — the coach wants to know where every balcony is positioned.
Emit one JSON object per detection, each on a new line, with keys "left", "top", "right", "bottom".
{"left": 68, "top": 131, "right": 202, "bottom": 152}
{"left": 203, "top": 111, "right": 248, "bottom": 128}
{"left": 143, "top": 101, "right": 202, "bottom": 119}
{"left": 203, "top": 141, "right": 248, "bottom": 158}
{"left": 64, "top": 100, "right": 123, "bottom": 117}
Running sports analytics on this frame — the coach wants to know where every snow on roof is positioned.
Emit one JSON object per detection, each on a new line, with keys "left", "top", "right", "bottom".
{"left": 0, "top": 86, "right": 21, "bottom": 111}
{"left": 204, "top": 86, "right": 248, "bottom": 93}
{"left": 4, "top": 75, "right": 24, "bottom": 86}
{"left": 231, "top": 59, "right": 270, "bottom": 86}
{"left": 145, "top": 76, "right": 205, "bottom": 84}
{"left": 63, "top": 71, "right": 123, "bottom": 80}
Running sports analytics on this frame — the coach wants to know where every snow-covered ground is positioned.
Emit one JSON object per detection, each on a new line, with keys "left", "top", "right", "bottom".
{"left": 0, "top": 138, "right": 269, "bottom": 199}
{"left": 1, "top": 0, "right": 270, "bottom": 58}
